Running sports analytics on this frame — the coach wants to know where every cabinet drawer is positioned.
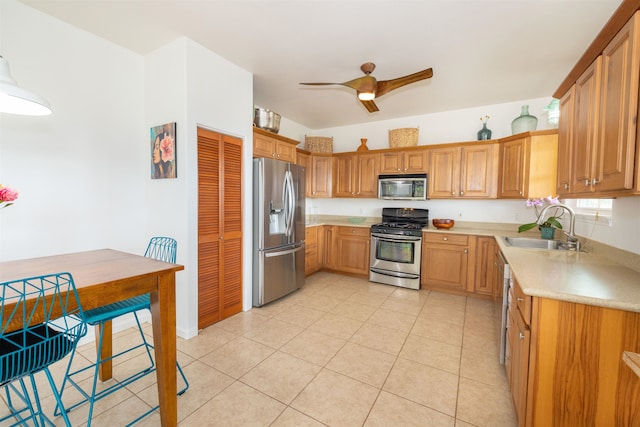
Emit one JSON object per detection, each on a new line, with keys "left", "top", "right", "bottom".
{"left": 512, "top": 276, "right": 532, "bottom": 324}
{"left": 423, "top": 233, "right": 469, "bottom": 246}
{"left": 337, "top": 226, "right": 370, "bottom": 237}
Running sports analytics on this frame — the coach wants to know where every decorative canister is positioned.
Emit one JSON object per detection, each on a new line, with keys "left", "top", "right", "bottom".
{"left": 511, "top": 105, "right": 538, "bottom": 134}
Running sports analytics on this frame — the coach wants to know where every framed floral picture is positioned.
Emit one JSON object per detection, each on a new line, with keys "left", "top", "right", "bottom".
{"left": 150, "top": 122, "right": 177, "bottom": 179}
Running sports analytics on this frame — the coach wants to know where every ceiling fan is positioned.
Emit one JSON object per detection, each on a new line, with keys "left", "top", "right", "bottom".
{"left": 300, "top": 62, "right": 433, "bottom": 112}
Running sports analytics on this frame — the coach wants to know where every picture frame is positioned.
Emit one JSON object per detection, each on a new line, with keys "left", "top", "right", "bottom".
{"left": 150, "top": 122, "right": 177, "bottom": 179}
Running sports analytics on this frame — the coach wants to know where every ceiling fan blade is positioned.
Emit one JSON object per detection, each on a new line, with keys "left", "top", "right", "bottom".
{"left": 360, "top": 99, "right": 379, "bottom": 113}
{"left": 301, "top": 76, "right": 377, "bottom": 92}
{"left": 375, "top": 68, "right": 433, "bottom": 98}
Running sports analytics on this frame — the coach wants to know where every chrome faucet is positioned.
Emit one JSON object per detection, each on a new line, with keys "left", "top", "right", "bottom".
{"left": 536, "top": 203, "right": 581, "bottom": 251}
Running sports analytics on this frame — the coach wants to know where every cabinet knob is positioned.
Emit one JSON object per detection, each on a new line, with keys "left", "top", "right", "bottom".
{"left": 404, "top": 168, "right": 407, "bottom": 171}
{"left": 464, "top": 249, "right": 468, "bottom": 254}
{"left": 519, "top": 191, "right": 523, "bottom": 195}
{"left": 592, "top": 178, "right": 599, "bottom": 186}
{"left": 451, "top": 192, "right": 455, "bottom": 196}
{"left": 460, "top": 191, "right": 464, "bottom": 196}
{"left": 443, "top": 237, "right": 448, "bottom": 241}
{"left": 563, "top": 183, "right": 569, "bottom": 190}
{"left": 585, "top": 179, "right": 590, "bottom": 186}
{"left": 219, "top": 236, "right": 224, "bottom": 240}
{"left": 519, "top": 332, "right": 525, "bottom": 340}
{"left": 397, "top": 168, "right": 401, "bottom": 171}
{"left": 516, "top": 297, "right": 524, "bottom": 302}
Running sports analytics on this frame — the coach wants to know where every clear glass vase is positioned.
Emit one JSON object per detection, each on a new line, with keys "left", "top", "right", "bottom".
{"left": 511, "top": 105, "right": 538, "bottom": 135}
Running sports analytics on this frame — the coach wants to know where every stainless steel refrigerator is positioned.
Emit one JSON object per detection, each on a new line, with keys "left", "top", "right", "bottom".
{"left": 253, "top": 157, "right": 305, "bottom": 307}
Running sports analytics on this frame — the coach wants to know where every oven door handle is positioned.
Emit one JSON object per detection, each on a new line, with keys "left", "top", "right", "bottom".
{"left": 371, "top": 233, "right": 422, "bottom": 242}
{"left": 370, "top": 267, "right": 420, "bottom": 279}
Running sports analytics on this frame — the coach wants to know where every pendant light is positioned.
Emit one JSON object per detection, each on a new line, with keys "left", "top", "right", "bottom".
{"left": 0, "top": 55, "right": 52, "bottom": 116}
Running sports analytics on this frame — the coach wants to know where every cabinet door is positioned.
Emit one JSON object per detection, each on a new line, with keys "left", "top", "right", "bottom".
{"left": 334, "top": 155, "right": 355, "bottom": 197}
{"left": 511, "top": 307, "right": 530, "bottom": 427}
{"left": 557, "top": 86, "right": 575, "bottom": 195}
{"left": 311, "top": 155, "right": 332, "bottom": 197}
{"left": 379, "top": 152, "right": 403, "bottom": 173}
{"left": 460, "top": 144, "right": 497, "bottom": 198}
{"left": 428, "top": 147, "right": 460, "bottom": 198}
{"left": 596, "top": 14, "right": 639, "bottom": 192}
{"left": 321, "top": 226, "right": 336, "bottom": 269}
{"left": 276, "top": 141, "right": 296, "bottom": 162}
{"left": 253, "top": 133, "right": 275, "bottom": 158}
{"left": 404, "top": 150, "right": 428, "bottom": 173}
{"left": 356, "top": 153, "right": 379, "bottom": 197}
{"left": 572, "top": 57, "right": 602, "bottom": 194}
{"left": 297, "top": 151, "right": 312, "bottom": 197}
{"left": 335, "top": 227, "right": 370, "bottom": 275}
{"left": 305, "top": 226, "right": 319, "bottom": 276}
{"left": 498, "top": 138, "right": 528, "bottom": 198}
{"left": 421, "top": 243, "right": 469, "bottom": 291}
{"left": 474, "top": 237, "right": 496, "bottom": 296}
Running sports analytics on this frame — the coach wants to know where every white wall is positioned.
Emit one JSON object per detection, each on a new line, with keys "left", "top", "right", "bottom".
{"left": 1, "top": 0, "right": 147, "bottom": 260}
{"left": 0, "top": 1, "right": 256, "bottom": 340}
{"left": 310, "top": 98, "right": 555, "bottom": 151}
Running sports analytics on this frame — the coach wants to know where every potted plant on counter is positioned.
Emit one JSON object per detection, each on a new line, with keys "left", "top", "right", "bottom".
{"left": 518, "top": 196, "right": 564, "bottom": 239}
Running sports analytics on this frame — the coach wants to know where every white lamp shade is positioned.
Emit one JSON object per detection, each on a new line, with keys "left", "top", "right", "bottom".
{"left": 0, "top": 56, "right": 52, "bottom": 116}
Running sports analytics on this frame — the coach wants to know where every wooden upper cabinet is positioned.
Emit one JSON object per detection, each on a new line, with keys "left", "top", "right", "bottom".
{"left": 429, "top": 143, "right": 497, "bottom": 199}
{"left": 253, "top": 128, "right": 298, "bottom": 163}
{"left": 379, "top": 149, "right": 428, "bottom": 174}
{"left": 334, "top": 152, "right": 379, "bottom": 198}
{"left": 297, "top": 151, "right": 332, "bottom": 198}
{"left": 595, "top": 12, "right": 639, "bottom": 193}
{"left": 310, "top": 154, "right": 333, "bottom": 197}
{"left": 556, "top": 11, "right": 640, "bottom": 197}
{"left": 571, "top": 57, "right": 602, "bottom": 194}
{"left": 498, "top": 131, "right": 558, "bottom": 199}
{"left": 557, "top": 85, "right": 575, "bottom": 195}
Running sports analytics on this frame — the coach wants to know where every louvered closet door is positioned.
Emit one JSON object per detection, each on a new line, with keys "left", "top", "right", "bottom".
{"left": 197, "top": 128, "right": 243, "bottom": 329}
{"left": 220, "top": 134, "right": 243, "bottom": 319}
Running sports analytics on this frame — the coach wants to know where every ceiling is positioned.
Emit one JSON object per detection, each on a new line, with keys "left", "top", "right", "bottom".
{"left": 21, "top": 0, "right": 623, "bottom": 130}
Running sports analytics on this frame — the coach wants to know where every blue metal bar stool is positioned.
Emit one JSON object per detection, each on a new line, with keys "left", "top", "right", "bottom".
{"left": 0, "top": 272, "right": 87, "bottom": 426}
{"left": 58, "top": 237, "right": 189, "bottom": 425}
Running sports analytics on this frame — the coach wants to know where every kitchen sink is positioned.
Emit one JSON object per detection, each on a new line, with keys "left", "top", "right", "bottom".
{"left": 502, "top": 236, "right": 568, "bottom": 250}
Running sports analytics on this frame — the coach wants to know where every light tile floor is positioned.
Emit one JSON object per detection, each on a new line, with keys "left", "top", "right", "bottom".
{"left": 0, "top": 272, "right": 517, "bottom": 426}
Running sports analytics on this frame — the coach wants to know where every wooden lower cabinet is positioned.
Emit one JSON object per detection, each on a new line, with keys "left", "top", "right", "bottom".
{"left": 420, "top": 233, "right": 475, "bottom": 293}
{"left": 474, "top": 236, "right": 497, "bottom": 297}
{"left": 505, "top": 278, "right": 531, "bottom": 427}
{"left": 506, "top": 279, "right": 640, "bottom": 426}
{"left": 305, "top": 226, "right": 319, "bottom": 276}
{"left": 320, "top": 225, "right": 370, "bottom": 276}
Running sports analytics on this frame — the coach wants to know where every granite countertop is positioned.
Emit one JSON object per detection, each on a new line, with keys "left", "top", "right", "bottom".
{"left": 307, "top": 215, "right": 640, "bottom": 313}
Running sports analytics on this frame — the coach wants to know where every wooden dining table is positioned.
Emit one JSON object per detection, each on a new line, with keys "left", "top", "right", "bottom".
{"left": 0, "top": 249, "right": 184, "bottom": 427}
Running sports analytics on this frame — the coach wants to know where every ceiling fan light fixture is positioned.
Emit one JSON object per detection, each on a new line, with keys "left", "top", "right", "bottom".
{"left": 0, "top": 56, "right": 52, "bottom": 116}
{"left": 357, "top": 91, "right": 375, "bottom": 101}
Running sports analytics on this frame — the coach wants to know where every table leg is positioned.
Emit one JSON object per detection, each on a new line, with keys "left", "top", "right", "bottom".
{"left": 150, "top": 272, "right": 178, "bottom": 427}
{"left": 96, "top": 320, "right": 113, "bottom": 381}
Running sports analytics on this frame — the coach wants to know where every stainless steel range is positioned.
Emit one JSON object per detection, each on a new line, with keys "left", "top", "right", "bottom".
{"left": 369, "top": 208, "right": 429, "bottom": 290}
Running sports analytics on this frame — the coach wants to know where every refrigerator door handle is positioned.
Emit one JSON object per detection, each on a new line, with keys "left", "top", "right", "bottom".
{"left": 284, "top": 170, "right": 294, "bottom": 237}
{"left": 264, "top": 244, "right": 304, "bottom": 258}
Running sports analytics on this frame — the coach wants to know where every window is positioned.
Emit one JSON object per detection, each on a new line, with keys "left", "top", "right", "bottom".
{"left": 563, "top": 198, "right": 613, "bottom": 225}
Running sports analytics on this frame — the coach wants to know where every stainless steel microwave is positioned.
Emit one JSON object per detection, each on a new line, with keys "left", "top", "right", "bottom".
{"left": 378, "top": 174, "right": 427, "bottom": 200}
